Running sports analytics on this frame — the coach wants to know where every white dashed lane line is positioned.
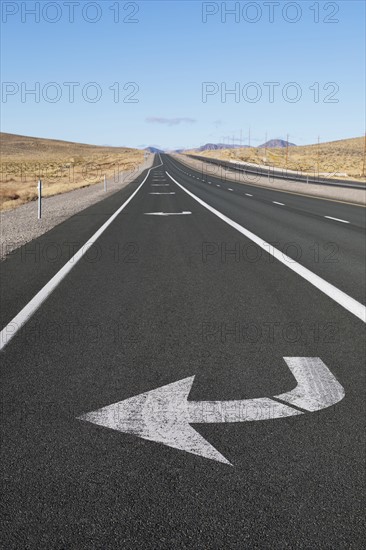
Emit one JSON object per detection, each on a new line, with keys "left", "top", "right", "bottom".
{"left": 166, "top": 170, "right": 366, "bottom": 323}
{"left": 171, "top": 163, "right": 354, "bottom": 228}
{"left": 324, "top": 216, "right": 350, "bottom": 224}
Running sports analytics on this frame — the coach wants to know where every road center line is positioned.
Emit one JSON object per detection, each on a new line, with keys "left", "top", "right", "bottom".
{"left": 0, "top": 161, "right": 164, "bottom": 352}
{"left": 149, "top": 192, "right": 176, "bottom": 195}
{"left": 273, "top": 201, "right": 285, "bottom": 206}
{"left": 166, "top": 171, "right": 365, "bottom": 323}
{"left": 245, "top": 193, "right": 253, "bottom": 197}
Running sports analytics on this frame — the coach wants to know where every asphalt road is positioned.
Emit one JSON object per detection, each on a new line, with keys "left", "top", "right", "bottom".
{"left": 188, "top": 154, "right": 366, "bottom": 189}
{"left": 1, "top": 154, "right": 365, "bottom": 549}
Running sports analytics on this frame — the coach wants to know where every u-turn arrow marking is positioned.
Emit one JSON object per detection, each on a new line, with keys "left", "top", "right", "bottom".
{"left": 78, "top": 357, "right": 345, "bottom": 465}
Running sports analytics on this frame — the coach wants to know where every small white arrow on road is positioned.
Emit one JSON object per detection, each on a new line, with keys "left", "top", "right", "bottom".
{"left": 78, "top": 357, "right": 345, "bottom": 465}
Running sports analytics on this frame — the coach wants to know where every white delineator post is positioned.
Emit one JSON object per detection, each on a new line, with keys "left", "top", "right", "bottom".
{"left": 37, "top": 179, "right": 42, "bottom": 219}
{"left": 104, "top": 175, "right": 107, "bottom": 192}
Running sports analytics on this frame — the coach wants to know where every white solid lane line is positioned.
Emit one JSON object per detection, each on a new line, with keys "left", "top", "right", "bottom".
{"left": 324, "top": 216, "right": 350, "bottom": 224}
{"left": 166, "top": 171, "right": 366, "bottom": 324}
{"left": 273, "top": 201, "right": 285, "bottom": 206}
{"left": 144, "top": 212, "right": 192, "bottom": 216}
{"left": 0, "top": 160, "right": 165, "bottom": 352}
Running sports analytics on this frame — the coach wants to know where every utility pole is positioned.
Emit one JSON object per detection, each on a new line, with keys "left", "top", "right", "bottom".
{"left": 362, "top": 132, "right": 366, "bottom": 178}
{"left": 317, "top": 135, "right": 320, "bottom": 177}
{"left": 248, "top": 127, "right": 251, "bottom": 148}
{"left": 285, "top": 134, "right": 289, "bottom": 167}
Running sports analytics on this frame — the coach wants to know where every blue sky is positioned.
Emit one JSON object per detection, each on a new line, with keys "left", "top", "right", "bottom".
{"left": 1, "top": 0, "right": 365, "bottom": 149}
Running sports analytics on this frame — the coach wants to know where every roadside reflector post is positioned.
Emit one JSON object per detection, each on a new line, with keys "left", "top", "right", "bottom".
{"left": 104, "top": 175, "right": 107, "bottom": 193}
{"left": 37, "top": 179, "right": 42, "bottom": 219}
{"left": 307, "top": 174, "right": 309, "bottom": 184}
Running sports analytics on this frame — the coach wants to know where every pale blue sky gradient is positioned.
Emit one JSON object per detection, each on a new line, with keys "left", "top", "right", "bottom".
{"left": 1, "top": 0, "right": 365, "bottom": 149}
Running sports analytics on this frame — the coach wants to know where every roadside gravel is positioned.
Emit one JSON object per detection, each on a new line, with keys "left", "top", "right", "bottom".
{"left": 0, "top": 156, "right": 153, "bottom": 259}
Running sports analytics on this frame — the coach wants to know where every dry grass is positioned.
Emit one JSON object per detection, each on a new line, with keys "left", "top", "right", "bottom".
{"left": 187, "top": 137, "right": 366, "bottom": 181}
{"left": 0, "top": 133, "right": 145, "bottom": 210}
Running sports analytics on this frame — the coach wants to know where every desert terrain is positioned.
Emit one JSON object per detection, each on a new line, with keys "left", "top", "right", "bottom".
{"left": 0, "top": 133, "right": 145, "bottom": 210}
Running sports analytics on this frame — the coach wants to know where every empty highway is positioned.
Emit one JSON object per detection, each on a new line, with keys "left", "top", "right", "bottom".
{"left": 1, "top": 154, "right": 365, "bottom": 548}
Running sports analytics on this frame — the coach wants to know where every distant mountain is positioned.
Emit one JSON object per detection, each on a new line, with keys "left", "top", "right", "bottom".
{"left": 144, "top": 146, "right": 164, "bottom": 153}
{"left": 194, "top": 143, "right": 249, "bottom": 152}
{"left": 258, "top": 139, "right": 296, "bottom": 149}
{"left": 173, "top": 140, "right": 296, "bottom": 153}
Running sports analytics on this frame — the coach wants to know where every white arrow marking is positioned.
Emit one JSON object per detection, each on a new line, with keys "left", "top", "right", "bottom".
{"left": 144, "top": 212, "right": 192, "bottom": 216}
{"left": 277, "top": 357, "right": 345, "bottom": 411}
{"left": 78, "top": 358, "right": 344, "bottom": 465}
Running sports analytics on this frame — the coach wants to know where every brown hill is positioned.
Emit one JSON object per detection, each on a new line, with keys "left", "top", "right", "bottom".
{"left": 0, "top": 133, "right": 144, "bottom": 210}
{"left": 190, "top": 137, "right": 366, "bottom": 180}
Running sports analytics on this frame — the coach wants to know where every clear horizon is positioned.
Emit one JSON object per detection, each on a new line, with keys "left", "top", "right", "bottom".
{"left": 1, "top": 129, "right": 364, "bottom": 151}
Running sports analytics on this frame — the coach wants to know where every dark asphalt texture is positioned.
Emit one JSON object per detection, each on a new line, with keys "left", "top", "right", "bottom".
{"left": 1, "top": 154, "right": 365, "bottom": 549}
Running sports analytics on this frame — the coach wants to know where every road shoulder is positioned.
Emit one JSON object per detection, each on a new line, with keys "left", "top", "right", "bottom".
{"left": 1, "top": 156, "right": 154, "bottom": 259}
